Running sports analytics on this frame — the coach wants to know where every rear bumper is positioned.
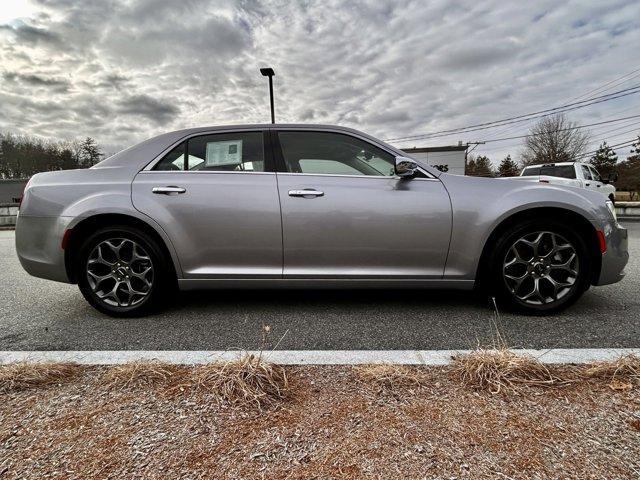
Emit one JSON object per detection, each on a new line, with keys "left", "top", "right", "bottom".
{"left": 15, "top": 215, "right": 73, "bottom": 283}
{"left": 595, "top": 222, "right": 629, "bottom": 286}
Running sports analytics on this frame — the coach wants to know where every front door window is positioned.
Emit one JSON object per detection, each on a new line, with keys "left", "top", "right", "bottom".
{"left": 277, "top": 131, "right": 397, "bottom": 177}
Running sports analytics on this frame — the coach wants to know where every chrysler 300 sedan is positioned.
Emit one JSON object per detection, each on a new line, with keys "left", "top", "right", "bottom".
{"left": 16, "top": 124, "right": 628, "bottom": 317}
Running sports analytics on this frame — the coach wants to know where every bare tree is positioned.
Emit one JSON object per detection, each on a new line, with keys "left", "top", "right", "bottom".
{"left": 0, "top": 132, "right": 105, "bottom": 179}
{"left": 520, "top": 114, "right": 590, "bottom": 166}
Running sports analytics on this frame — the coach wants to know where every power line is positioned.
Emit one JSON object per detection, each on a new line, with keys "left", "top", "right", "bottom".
{"left": 573, "top": 138, "right": 638, "bottom": 161}
{"left": 478, "top": 72, "right": 640, "bottom": 145}
{"left": 474, "top": 114, "right": 640, "bottom": 144}
{"left": 385, "top": 84, "right": 640, "bottom": 142}
{"left": 472, "top": 121, "right": 640, "bottom": 156}
{"left": 569, "top": 67, "right": 640, "bottom": 102}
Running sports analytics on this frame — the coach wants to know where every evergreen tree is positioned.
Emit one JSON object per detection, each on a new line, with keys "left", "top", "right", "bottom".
{"left": 0, "top": 132, "right": 105, "bottom": 178}
{"left": 629, "top": 135, "right": 640, "bottom": 161}
{"left": 589, "top": 141, "right": 618, "bottom": 179}
{"left": 497, "top": 154, "right": 519, "bottom": 177}
{"left": 467, "top": 155, "right": 494, "bottom": 177}
{"left": 466, "top": 155, "right": 495, "bottom": 177}
{"left": 79, "top": 137, "right": 103, "bottom": 167}
{"left": 617, "top": 135, "right": 640, "bottom": 200}
{"left": 465, "top": 156, "right": 477, "bottom": 176}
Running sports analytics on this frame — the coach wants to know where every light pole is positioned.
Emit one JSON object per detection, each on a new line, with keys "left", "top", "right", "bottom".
{"left": 260, "top": 67, "right": 275, "bottom": 124}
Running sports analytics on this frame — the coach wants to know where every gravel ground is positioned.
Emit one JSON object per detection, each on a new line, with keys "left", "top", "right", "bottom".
{"left": 1, "top": 366, "right": 639, "bottom": 479}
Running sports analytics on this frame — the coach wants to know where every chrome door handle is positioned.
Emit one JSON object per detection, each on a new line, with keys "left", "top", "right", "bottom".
{"left": 288, "top": 189, "right": 324, "bottom": 197}
{"left": 152, "top": 186, "right": 186, "bottom": 194}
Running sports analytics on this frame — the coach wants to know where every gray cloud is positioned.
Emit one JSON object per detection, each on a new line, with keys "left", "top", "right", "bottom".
{"left": 0, "top": 22, "right": 62, "bottom": 46}
{"left": 0, "top": 0, "right": 638, "bottom": 163}
{"left": 3, "top": 72, "right": 70, "bottom": 91}
{"left": 116, "top": 94, "right": 180, "bottom": 124}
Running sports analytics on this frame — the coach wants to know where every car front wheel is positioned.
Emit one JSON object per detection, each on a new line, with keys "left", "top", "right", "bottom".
{"left": 76, "top": 226, "right": 171, "bottom": 317}
{"left": 490, "top": 220, "right": 592, "bottom": 315}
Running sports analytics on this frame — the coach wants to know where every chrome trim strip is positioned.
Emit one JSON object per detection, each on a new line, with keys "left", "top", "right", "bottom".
{"left": 142, "top": 126, "right": 439, "bottom": 179}
{"left": 275, "top": 171, "right": 438, "bottom": 180}
{"left": 137, "top": 170, "right": 275, "bottom": 175}
{"left": 142, "top": 128, "right": 267, "bottom": 171}
{"left": 178, "top": 278, "right": 475, "bottom": 290}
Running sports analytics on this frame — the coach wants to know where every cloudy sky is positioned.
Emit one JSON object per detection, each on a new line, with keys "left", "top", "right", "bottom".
{"left": 0, "top": 0, "right": 639, "bottom": 162}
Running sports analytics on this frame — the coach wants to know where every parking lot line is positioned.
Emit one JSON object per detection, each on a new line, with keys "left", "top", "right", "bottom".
{"left": 1, "top": 348, "right": 638, "bottom": 365}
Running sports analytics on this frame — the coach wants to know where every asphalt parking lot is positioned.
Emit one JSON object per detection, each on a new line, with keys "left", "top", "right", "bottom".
{"left": 0, "top": 223, "right": 638, "bottom": 351}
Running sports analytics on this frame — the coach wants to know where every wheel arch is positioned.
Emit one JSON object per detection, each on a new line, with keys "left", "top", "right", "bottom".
{"left": 64, "top": 213, "right": 180, "bottom": 283}
{"left": 475, "top": 207, "right": 602, "bottom": 288}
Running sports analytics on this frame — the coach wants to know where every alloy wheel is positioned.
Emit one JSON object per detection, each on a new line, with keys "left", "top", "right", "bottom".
{"left": 502, "top": 231, "right": 579, "bottom": 306}
{"left": 86, "top": 238, "right": 154, "bottom": 307}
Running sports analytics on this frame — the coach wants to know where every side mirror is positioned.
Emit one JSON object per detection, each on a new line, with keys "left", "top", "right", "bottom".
{"left": 394, "top": 156, "right": 419, "bottom": 178}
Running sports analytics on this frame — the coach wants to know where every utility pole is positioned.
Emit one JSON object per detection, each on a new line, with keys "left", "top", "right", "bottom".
{"left": 464, "top": 141, "right": 485, "bottom": 175}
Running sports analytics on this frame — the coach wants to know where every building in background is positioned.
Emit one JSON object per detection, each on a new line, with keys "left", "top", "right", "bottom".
{"left": 0, "top": 179, "right": 28, "bottom": 204}
{"left": 402, "top": 145, "right": 468, "bottom": 175}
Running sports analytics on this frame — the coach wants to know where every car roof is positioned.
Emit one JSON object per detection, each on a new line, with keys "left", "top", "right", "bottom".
{"left": 94, "top": 123, "right": 414, "bottom": 173}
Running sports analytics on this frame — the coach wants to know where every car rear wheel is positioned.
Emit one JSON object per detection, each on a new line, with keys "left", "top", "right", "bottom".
{"left": 490, "top": 220, "right": 592, "bottom": 315}
{"left": 76, "top": 226, "right": 171, "bottom": 317}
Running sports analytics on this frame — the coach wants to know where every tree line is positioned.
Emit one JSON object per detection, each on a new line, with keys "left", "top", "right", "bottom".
{"left": 0, "top": 133, "right": 104, "bottom": 179}
{"left": 465, "top": 114, "right": 640, "bottom": 197}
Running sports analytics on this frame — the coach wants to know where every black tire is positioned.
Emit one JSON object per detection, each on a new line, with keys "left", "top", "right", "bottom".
{"left": 487, "top": 219, "right": 592, "bottom": 315}
{"left": 76, "top": 225, "right": 172, "bottom": 317}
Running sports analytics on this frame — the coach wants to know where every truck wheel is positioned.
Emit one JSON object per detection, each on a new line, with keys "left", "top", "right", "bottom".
{"left": 76, "top": 226, "right": 171, "bottom": 317}
{"left": 489, "top": 219, "right": 592, "bottom": 315}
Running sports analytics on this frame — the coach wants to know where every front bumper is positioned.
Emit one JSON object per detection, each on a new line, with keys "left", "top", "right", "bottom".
{"left": 15, "top": 215, "right": 73, "bottom": 283}
{"left": 596, "top": 222, "right": 628, "bottom": 286}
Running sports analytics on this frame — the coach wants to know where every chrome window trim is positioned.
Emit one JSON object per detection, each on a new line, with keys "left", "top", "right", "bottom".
{"left": 142, "top": 125, "right": 439, "bottom": 179}
{"left": 142, "top": 128, "right": 268, "bottom": 172}
{"left": 275, "top": 171, "right": 438, "bottom": 181}
{"left": 137, "top": 170, "right": 276, "bottom": 175}
{"left": 270, "top": 126, "right": 439, "bottom": 179}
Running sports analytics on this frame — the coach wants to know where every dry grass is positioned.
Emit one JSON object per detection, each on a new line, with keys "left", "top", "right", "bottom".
{"left": 0, "top": 362, "right": 83, "bottom": 393}
{"left": 3, "top": 364, "right": 639, "bottom": 479}
{"left": 356, "top": 364, "right": 427, "bottom": 390}
{"left": 583, "top": 354, "right": 640, "bottom": 387}
{"left": 189, "top": 354, "right": 289, "bottom": 409}
{"left": 100, "top": 361, "right": 181, "bottom": 389}
{"left": 450, "top": 348, "right": 574, "bottom": 394}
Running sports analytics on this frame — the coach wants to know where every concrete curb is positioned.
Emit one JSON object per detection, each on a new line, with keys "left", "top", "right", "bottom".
{"left": 1, "top": 348, "right": 638, "bottom": 365}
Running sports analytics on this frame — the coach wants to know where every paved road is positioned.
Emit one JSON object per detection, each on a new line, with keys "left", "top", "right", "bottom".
{"left": 1, "top": 224, "right": 638, "bottom": 351}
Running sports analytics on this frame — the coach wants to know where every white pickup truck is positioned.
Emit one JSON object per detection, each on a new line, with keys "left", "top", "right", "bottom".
{"left": 509, "top": 161, "right": 617, "bottom": 201}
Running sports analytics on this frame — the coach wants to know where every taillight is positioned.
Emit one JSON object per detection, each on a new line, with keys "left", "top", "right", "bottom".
{"left": 596, "top": 230, "right": 607, "bottom": 254}
{"left": 18, "top": 178, "right": 29, "bottom": 208}
{"left": 61, "top": 229, "right": 73, "bottom": 250}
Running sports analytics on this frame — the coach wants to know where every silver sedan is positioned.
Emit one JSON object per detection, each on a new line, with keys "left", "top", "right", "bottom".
{"left": 16, "top": 124, "right": 628, "bottom": 317}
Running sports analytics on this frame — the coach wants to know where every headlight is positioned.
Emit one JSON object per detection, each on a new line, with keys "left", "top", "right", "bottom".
{"left": 605, "top": 200, "right": 617, "bottom": 222}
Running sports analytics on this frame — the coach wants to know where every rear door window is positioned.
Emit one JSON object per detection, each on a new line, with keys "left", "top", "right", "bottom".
{"left": 153, "top": 132, "right": 265, "bottom": 172}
